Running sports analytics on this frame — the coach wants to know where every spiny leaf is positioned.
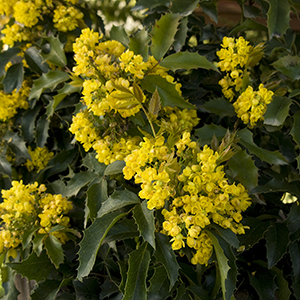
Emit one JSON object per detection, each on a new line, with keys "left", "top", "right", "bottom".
{"left": 265, "top": 223, "right": 289, "bottom": 268}
{"left": 44, "top": 234, "right": 64, "bottom": 269}
{"left": 129, "top": 29, "right": 151, "bottom": 60}
{"left": 0, "top": 47, "right": 21, "bottom": 77}
{"left": 237, "top": 128, "right": 287, "bottom": 165}
{"left": 29, "top": 70, "right": 70, "bottom": 100}
{"left": 97, "top": 189, "right": 140, "bottom": 218}
{"left": 160, "top": 51, "right": 219, "bottom": 72}
{"left": 174, "top": 17, "right": 188, "bottom": 52}
{"left": 270, "top": 266, "right": 292, "bottom": 300}
{"left": 150, "top": 13, "right": 181, "bottom": 60}
{"left": 265, "top": 0, "right": 290, "bottom": 38}
{"left": 194, "top": 124, "right": 227, "bottom": 147}
{"left": 201, "top": 97, "right": 235, "bottom": 119}
{"left": 123, "top": 242, "right": 150, "bottom": 300}
{"left": 147, "top": 265, "right": 170, "bottom": 299}
{"left": 171, "top": 0, "right": 200, "bottom": 16}
{"left": 0, "top": 153, "right": 12, "bottom": 178}
{"left": 289, "top": 240, "right": 300, "bottom": 282}
{"left": 41, "top": 36, "right": 67, "bottom": 67}
{"left": 24, "top": 47, "right": 49, "bottom": 75}
{"left": 133, "top": 0, "right": 171, "bottom": 11}
{"left": 154, "top": 233, "right": 180, "bottom": 290}
{"left": 133, "top": 82, "right": 145, "bottom": 103}
{"left": 3, "top": 131, "right": 31, "bottom": 160}
{"left": 148, "top": 89, "right": 161, "bottom": 119}
{"left": 141, "top": 75, "right": 194, "bottom": 109}
{"left": 36, "top": 115, "right": 50, "bottom": 148}
{"left": 21, "top": 105, "right": 41, "bottom": 144}
{"left": 290, "top": 110, "right": 300, "bottom": 168}
{"left": 104, "top": 160, "right": 125, "bottom": 176}
{"left": 227, "top": 150, "right": 258, "bottom": 192}
{"left": 110, "top": 25, "right": 129, "bottom": 46}
{"left": 272, "top": 55, "right": 300, "bottom": 80}
{"left": 133, "top": 200, "right": 156, "bottom": 249}
{"left": 77, "top": 211, "right": 126, "bottom": 281}
{"left": 3, "top": 62, "right": 24, "bottom": 93}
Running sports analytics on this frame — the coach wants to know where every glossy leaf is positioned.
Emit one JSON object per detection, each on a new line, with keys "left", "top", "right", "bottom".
{"left": 147, "top": 265, "right": 170, "bottom": 300}
{"left": 154, "top": 233, "right": 180, "bottom": 290}
{"left": 290, "top": 111, "right": 300, "bottom": 169}
{"left": 0, "top": 47, "right": 21, "bottom": 77}
{"left": 133, "top": 200, "right": 156, "bottom": 249}
{"left": 21, "top": 105, "right": 41, "bottom": 144}
{"left": 123, "top": 242, "right": 150, "bottom": 300}
{"left": 264, "top": 96, "right": 292, "bottom": 127}
{"left": 0, "top": 154, "right": 12, "bottom": 177}
{"left": 173, "top": 17, "right": 188, "bottom": 52}
{"left": 82, "top": 152, "right": 106, "bottom": 176}
{"left": 74, "top": 278, "right": 101, "bottom": 300}
{"left": 171, "top": 0, "right": 200, "bottom": 16}
{"left": 201, "top": 97, "right": 235, "bottom": 118}
{"left": 237, "top": 128, "right": 287, "bottom": 165}
{"left": 133, "top": 0, "right": 171, "bottom": 10}
{"left": 104, "top": 219, "right": 138, "bottom": 243}
{"left": 160, "top": 51, "right": 219, "bottom": 72}
{"left": 31, "top": 280, "right": 61, "bottom": 300}
{"left": 150, "top": 13, "right": 181, "bottom": 60}
{"left": 3, "top": 62, "right": 24, "bottom": 93}
{"left": 24, "top": 47, "right": 49, "bottom": 75}
{"left": 29, "top": 70, "right": 70, "bottom": 100}
{"left": 129, "top": 29, "right": 150, "bottom": 61}
{"left": 141, "top": 75, "right": 195, "bottom": 109}
{"left": 110, "top": 25, "right": 130, "bottom": 46}
{"left": 227, "top": 150, "right": 258, "bottom": 192}
{"left": 44, "top": 234, "right": 64, "bottom": 268}
{"left": 8, "top": 251, "right": 55, "bottom": 282}
{"left": 266, "top": 0, "right": 290, "bottom": 38}
{"left": 104, "top": 160, "right": 125, "bottom": 176}
{"left": 209, "top": 224, "right": 239, "bottom": 249}
{"left": 77, "top": 211, "right": 126, "bottom": 281}
{"left": 200, "top": 1, "right": 218, "bottom": 23}
{"left": 194, "top": 124, "right": 227, "bottom": 147}
{"left": 289, "top": 240, "right": 300, "bottom": 282}
{"left": 265, "top": 223, "right": 289, "bottom": 268}
{"left": 3, "top": 131, "right": 31, "bottom": 160}
{"left": 41, "top": 36, "right": 67, "bottom": 67}
{"left": 271, "top": 266, "right": 292, "bottom": 300}
{"left": 272, "top": 55, "right": 300, "bottom": 80}
{"left": 36, "top": 115, "right": 50, "bottom": 148}
{"left": 97, "top": 189, "right": 140, "bottom": 218}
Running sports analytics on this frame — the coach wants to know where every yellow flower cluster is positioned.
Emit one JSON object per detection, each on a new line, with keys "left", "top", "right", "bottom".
{"left": 124, "top": 132, "right": 251, "bottom": 265}
{"left": 0, "top": 181, "right": 73, "bottom": 253}
{"left": 25, "top": 146, "right": 54, "bottom": 172}
{"left": 0, "top": 0, "right": 84, "bottom": 47}
{"left": 217, "top": 36, "right": 253, "bottom": 101}
{"left": 233, "top": 84, "right": 274, "bottom": 127}
{"left": 0, "top": 83, "right": 30, "bottom": 122}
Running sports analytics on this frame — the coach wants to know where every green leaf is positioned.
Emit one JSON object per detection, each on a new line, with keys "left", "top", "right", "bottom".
{"left": 110, "top": 25, "right": 129, "bottom": 46}
{"left": 238, "top": 217, "right": 271, "bottom": 249}
{"left": 46, "top": 83, "right": 81, "bottom": 118}
{"left": 206, "top": 231, "right": 230, "bottom": 300}
{"left": 33, "top": 234, "right": 45, "bottom": 256}
{"left": 64, "top": 171, "right": 98, "bottom": 197}
{"left": 31, "top": 279, "right": 62, "bottom": 300}
{"left": 123, "top": 242, "right": 150, "bottom": 300}
{"left": 209, "top": 224, "right": 239, "bottom": 249}
{"left": 29, "top": 70, "right": 70, "bottom": 100}
{"left": 147, "top": 265, "right": 170, "bottom": 300}
{"left": 44, "top": 234, "right": 64, "bottom": 268}
{"left": 8, "top": 251, "right": 55, "bottom": 282}
{"left": 77, "top": 211, "right": 126, "bottom": 280}
{"left": 85, "top": 180, "right": 108, "bottom": 225}
{"left": 160, "top": 51, "right": 219, "bottom": 72}
{"left": 133, "top": 0, "right": 171, "bottom": 11}
{"left": 104, "top": 219, "right": 138, "bottom": 243}
{"left": 36, "top": 115, "right": 50, "bottom": 148}
{"left": 200, "top": 1, "right": 218, "bottom": 23}
{"left": 271, "top": 266, "right": 292, "bottom": 300}
{"left": 24, "top": 47, "right": 49, "bottom": 75}
{"left": 248, "top": 265, "right": 277, "bottom": 299}
{"left": 149, "top": 89, "right": 161, "bottom": 118}
{"left": 229, "top": 19, "right": 267, "bottom": 36}
{"left": 1, "top": 273, "right": 20, "bottom": 300}
{"left": 264, "top": 96, "right": 292, "bottom": 127}
{"left": 3, "top": 62, "right": 24, "bottom": 93}
{"left": 97, "top": 189, "right": 140, "bottom": 218}
{"left": 266, "top": 0, "right": 290, "bottom": 38}
{"left": 291, "top": 111, "right": 300, "bottom": 168}
{"left": 22, "top": 225, "right": 39, "bottom": 250}
{"left": 150, "top": 14, "right": 181, "bottom": 60}
{"left": 21, "top": 105, "right": 41, "bottom": 144}
{"left": 173, "top": 17, "right": 188, "bottom": 52}
{"left": 74, "top": 278, "right": 101, "bottom": 300}
{"left": 201, "top": 97, "right": 235, "bottom": 118}
{"left": 227, "top": 150, "right": 258, "bottom": 192}
{"left": 154, "top": 233, "right": 180, "bottom": 290}
{"left": 272, "top": 55, "right": 300, "bottom": 80}
{"left": 0, "top": 153, "right": 12, "bottom": 177}
{"left": 237, "top": 128, "right": 287, "bottom": 165}
{"left": 141, "top": 75, "right": 194, "bottom": 109}
{"left": 41, "top": 36, "right": 67, "bottom": 67}
{"left": 289, "top": 240, "right": 300, "bottom": 282}
{"left": 129, "top": 29, "right": 150, "bottom": 61}
{"left": 0, "top": 47, "right": 21, "bottom": 77}
{"left": 82, "top": 152, "right": 106, "bottom": 176}
{"left": 171, "top": 0, "right": 200, "bottom": 16}
{"left": 194, "top": 124, "right": 227, "bottom": 147}
{"left": 133, "top": 200, "right": 156, "bottom": 249}
{"left": 104, "top": 160, "right": 125, "bottom": 176}
{"left": 3, "top": 131, "right": 31, "bottom": 160}
{"left": 265, "top": 223, "right": 289, "bottom": 268}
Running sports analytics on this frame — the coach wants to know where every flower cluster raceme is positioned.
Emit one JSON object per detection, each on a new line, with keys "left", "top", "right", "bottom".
{"left": 0, "top": 0, "right": 85, "bottom": 47}
{"left": 25, "top": 146, "right": 54, "bottom": 172}
{"left": 0, "top": 181, "right": 73, "bottom": 253}
{"left": 123, "top": 132, "right": 251, "bottom": 265}
{"left": 0, "top": 82, "right": 30, "bottom": 122}
{"left": 217, "top": 36, "right": 273, "bottom": 126}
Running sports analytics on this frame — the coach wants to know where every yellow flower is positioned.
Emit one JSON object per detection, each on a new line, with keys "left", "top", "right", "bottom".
{"left": 25, "top": 146, "right": 54, "bottom": 172}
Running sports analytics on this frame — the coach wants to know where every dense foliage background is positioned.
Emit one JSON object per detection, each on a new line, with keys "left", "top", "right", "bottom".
{"left": 0, "top": 0, "right": 300, "bottom": 299}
